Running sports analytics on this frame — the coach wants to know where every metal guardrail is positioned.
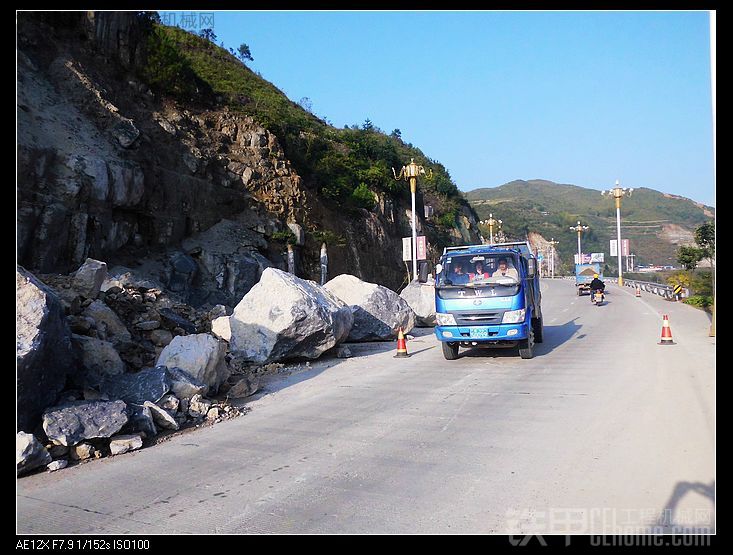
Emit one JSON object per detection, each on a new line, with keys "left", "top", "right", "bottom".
{"left": 622, "top": 279, "right": 688, "bottom": 300}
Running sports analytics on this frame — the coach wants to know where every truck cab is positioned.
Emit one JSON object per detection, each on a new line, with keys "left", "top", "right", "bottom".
{"left": 434, "top": 242, "right": 543, "bottom": 360}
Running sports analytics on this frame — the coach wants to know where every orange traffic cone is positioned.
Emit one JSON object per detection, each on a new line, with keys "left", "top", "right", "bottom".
{"left": 658, "top": 314, "right": 676, "bottom": 345}
{"left": 394, "top": 327, "right": 410, "bottom": 358}
{"left": 635, "top": 285, "right": 641, "bottom": 297}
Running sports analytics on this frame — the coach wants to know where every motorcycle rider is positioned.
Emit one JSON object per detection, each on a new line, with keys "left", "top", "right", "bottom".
{"left": 589, "top": 273, "right": 605, "bottom": 302}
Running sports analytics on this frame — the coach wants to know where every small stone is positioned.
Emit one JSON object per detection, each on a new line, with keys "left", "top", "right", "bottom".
{"left": 144, "top": 401, "right": 179, "bottom": 430}
{"left": 47, "top": 459, "right": 68, "bottom": 472}
{"left": 157, "top": 393, "right": 179, "bottom": 412}
{"left": 206, "top": 407, "right": 219, "bottom": 420}
{"left": 70, "top": 443, "right": 96, "bottom": 461}
{"left": 188, "top": 394, "right": 211, "bottom": 418}
{"left": 136, "top": 320, "right": 160, "bottom": 331}
{"left": 336, "top": 345, "right": 352, "bottom": 358}
{"left": 179, "top": 398, "right": 190, "bottom": 414}
{"left": 109, "top": 434, "right": 143, "bottom": 455}
{"left": 17, "top": 432, "right": 52, "bottom": 475}
{"left": 149, "top": 329, "right": 173, "bottom": 347}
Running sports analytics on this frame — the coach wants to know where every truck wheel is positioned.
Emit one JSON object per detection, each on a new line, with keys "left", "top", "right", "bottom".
{"left": 518, "top": 329, "right": 535, "bottom": 359}
{"left": 577, "top": 288, "right": 582, "bottom": 296}
{"left": 532, "top": 316, "right": 544, "bottom": 343}
{"left": 442, "top": 341, "right": 460, "bottom": 360}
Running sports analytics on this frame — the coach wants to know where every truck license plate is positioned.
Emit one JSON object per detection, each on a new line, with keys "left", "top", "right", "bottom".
{"left": 470, "top": 328, "right": 489, "bottom": 339}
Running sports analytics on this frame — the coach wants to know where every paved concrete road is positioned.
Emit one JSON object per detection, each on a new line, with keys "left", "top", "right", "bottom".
{"left": 17, "top": 279, "right": 714, "bottom": 534}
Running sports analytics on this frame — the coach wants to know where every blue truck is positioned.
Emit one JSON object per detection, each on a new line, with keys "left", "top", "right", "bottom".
{"left": 433, "top": 241, "right": 543, "bottom": 360}
{"left": 574, "top": 263, "right": 602, "bottom": 296}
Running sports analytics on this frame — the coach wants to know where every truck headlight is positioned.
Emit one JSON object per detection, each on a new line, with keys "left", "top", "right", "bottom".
{"left": 436, "top": 313, "right": 457, "bottom": 326}
{"left": 502, "top": 308, "right": 526, "bottom": 324}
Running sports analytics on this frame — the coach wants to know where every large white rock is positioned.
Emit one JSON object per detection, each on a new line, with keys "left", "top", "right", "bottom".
{"left": 156, "top": 334, "right": 229, "bottom": 394}
{"left": 211, "top": 316, "right": 231, "bottom": 341}
{"left": 72, "top": 258, "right": 107, "bottom": 298}
{"left": 16, "top": 266, "right": 75, "bottom": 432}
{"left": 399, "top": 280, "right": 436, "bottom": 327}
{"left": 229, "top": 268, "right": 353, "bottom": 364}
{"left": 17, "top": 432, "right": 52, "bottom": 475}
{"left": 324, "top": 274, "right": 416, "bottom": 341}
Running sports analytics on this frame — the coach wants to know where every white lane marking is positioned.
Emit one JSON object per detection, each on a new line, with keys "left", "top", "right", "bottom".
{"left": 562, "top": 308, "right": 569, "bottom": 312}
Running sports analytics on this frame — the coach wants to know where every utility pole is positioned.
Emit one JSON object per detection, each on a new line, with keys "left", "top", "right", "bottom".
{"left": 602, "top": 180, "right": 633, "bottom": 285}
{"left": 548, "top": 238, "right": 560, "bottom": 279}
{"left": 569, "top": 221, "right": 589, "bottom": 265}
{"left": 393, "top": 158, "right": 432, "bottom": 281}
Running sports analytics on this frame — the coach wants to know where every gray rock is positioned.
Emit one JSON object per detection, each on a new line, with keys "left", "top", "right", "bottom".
{"left": 188, "top": 394, "right": 212, "bottom": 418}
{"left": 225, "top": 376, "right": 259, "bottom": 399}
{"left": 149, "top": 329, "right": 173, "bottom": 347}
{"left": 101, "top": 266, "right": 165, "bottom": 292}
{"left": 100, "top": 365, "right": 169, "bottom": 405}
{"left": 17, "top": 432, "right": 52, "bottom": 475}
{"left": 325, "top": 274, "right": 416, "bottom": 341}
{"left": 158, "top": 308, "right": 197, "bottom": 334}
{"left": 47, "top": 459, "right": 68, "bottom": 472}
{"left": 208, "top": 304, "right": 229, "bottom": 319}
{"left": 111, "top": 118, "right": 140, "bottom": 148}
{"left": 67, "top": 315, "right": 95, "bottom": 334}
{"left": 336, "top": 345, "right": 353, "bottom": 358}
{"left": 70, "top": 442, "right": 96, "bottom": 460}
{"left": 42, "top": 400, "right": 128, "bottom": 447}
{"left": 156, "top": 335, "right": 229, "bottom": 394}
{"left": 210, "top": 316, "right": 231, "bottom": 341}
{"left": 82, "top": 300, "right": 131, "bottom": 343}
{"left": 127, "top": 403, "right": 157, "bottom": 438}
{"left": 229, "top": 268, "right": 353, "bottom": 364}
{"left": 72, "top": 258, "right": 108, "bottom": 298}
{"left": 16, "top": 266, "right": 76, "bottom": 432}
{"left": 157, "top": 393, "right": 179, "bottom": 412}
{"left": 72, "top": 335, "right": 126, "bottom": 382}
{"left": 165, "top": 366, "right": 208, "bottom": 399}
{"left": 399, "top": 280, "right": 436, "bottom": 327}
{"left": 49, "top": 444, "right": 69, "bottom": 458}
{"left": 109, "top": 434, "right": 143, "bottom": 455}
{"left": 168, "top": 252, "right": 198, "bottom": 294}
{"left": 143, "top": 401, "right": 179, "bottom": 431}
{"left": 135, "top": 320, "right": 160, "bottom": 331}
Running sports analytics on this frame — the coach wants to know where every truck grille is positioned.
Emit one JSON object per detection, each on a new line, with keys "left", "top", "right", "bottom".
{"left": 453, "top": 311, "right": 505, "bottom": 326}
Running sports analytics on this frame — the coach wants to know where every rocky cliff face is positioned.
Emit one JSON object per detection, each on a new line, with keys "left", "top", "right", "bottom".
{"left": 17, "top": 13, "right": 480, "bottom": 302}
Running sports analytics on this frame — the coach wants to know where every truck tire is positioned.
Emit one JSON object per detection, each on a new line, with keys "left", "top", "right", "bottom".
{"left": 518, "top": 329, "right": 535, "bottom": 359}
{"left": 577, "top": 287, "right": 582, "bottom": 296}
{"left": 442, "top": 341, "right": 460, "bottom": 360}
{"left": 532, "top": 316, "right": 544, "bottom": 343}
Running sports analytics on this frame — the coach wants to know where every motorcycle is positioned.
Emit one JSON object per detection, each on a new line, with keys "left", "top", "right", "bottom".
{"left": 591, "top": 288, "right": 605, "bottom": 306}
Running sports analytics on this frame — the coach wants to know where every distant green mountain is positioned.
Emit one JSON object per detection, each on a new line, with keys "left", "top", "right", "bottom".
{"left": 465, "top": 179, "right": 714, "bottom": 274}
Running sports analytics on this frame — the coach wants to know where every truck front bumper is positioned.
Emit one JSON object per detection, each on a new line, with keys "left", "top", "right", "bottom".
{"left": 434, "top": 323, "right": 529, "bottom": 342}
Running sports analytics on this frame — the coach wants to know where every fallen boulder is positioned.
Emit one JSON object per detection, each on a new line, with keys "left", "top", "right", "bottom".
{"left": 399, "top": 280, "right": 436, "bottom": 327}
{"left": 109, "top": 434, "right": 143, "bottom": 455}
{"left": 229, "top": 268, "right": 353, "bottom": 364}
{"left": 143, "top": 401, "right": 179, "bottom": 431}
{"left": 325, "top": 274, "right": 416, "bottom": 341}
{"left": 100, "top": 365, "right": 169, "bottom": 405}
{"left": 17, "top": 432, "right": 52, "bottom": 475}
{"left": 72, "top": 258, "right": 107, "bottom": 298}
{"left": 42, "top": 400, "right": 128, "bottom": 447}
{"left": 165, "top": 366, "right": 207, "bottom": 399}
{"left": 72, "top": 335, "right": 126, "bottom": 384}
{"left": 156, "top": 335, "right": 229, "bottom": 394}
{"left": 211, "top": 316, "right": 231, "bottom": 341}
{"left": 16, "top": 266, "right": 76, "bottom": 432}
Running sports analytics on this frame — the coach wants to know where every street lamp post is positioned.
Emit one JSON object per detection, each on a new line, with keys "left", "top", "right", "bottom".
{"left": 481, "top": 214, "right": 502, "bottom": 244}
{"left": 569, "top": 221, "right": 589, "bottom": 265}
{"left": 548, "top": 238, "right": 560, "bottom": 278}
{"left": 602, "top": 180, "right": 633, "bottom": 285}
{"left": 393, "top": 158, "right": 432, "bottom": 281}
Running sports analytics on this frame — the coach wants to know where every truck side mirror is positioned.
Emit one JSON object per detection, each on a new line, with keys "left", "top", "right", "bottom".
{"left": 418, "top": 261, "right": 430, "bottom": 283}
{"left": 527, "top": 258, "right": 536, "bottom": 277}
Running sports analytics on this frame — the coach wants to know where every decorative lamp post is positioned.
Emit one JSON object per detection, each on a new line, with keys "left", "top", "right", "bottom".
{"left": 548, "top": 238, "right": 560, "bottom": 278}
{"left": 481, "top": 213, "right": 502, "bottom": 244}
{"left": 569, "top": 221, "right": 589, "bottom": 265}
{"left": 393, "top": 158, "right": 432, "bottom": 281}
{"left": 602, "top": 180, "right": 633, "bottom": 285}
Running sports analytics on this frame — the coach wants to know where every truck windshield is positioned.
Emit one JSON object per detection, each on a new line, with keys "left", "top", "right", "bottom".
{"left": 439, "top": 253, "right": 521, "bottom": 287}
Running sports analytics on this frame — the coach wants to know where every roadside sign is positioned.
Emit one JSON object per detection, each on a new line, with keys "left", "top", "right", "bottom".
{"left": 403, "top": 236, "right": 428, "bottom": 261}
{"left": 610, "top": 240, "right": 618, "bottom": 257}
{"left": 574, "top": 254, "right": 591, "bottom": 264}
{"left": 590, "top": 252, "right": 605, "bottom": 263}
{"left": 622, "top": 239, "right": 630, "bottom": 256}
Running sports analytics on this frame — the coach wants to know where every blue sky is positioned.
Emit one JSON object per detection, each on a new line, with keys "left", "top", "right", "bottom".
{"left": 166, "top": 10, "right": 715, "bottom": 207}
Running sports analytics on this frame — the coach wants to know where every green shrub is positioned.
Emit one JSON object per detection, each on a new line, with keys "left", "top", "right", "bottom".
{"left": 309, "top": 229, "right": 347, "bottom": 247}
{"left": 438, "top": 210, "right": 458, "bottom": 228}
{"left": 682, "top": 295, "right": 713, "bottom": 310}
{"left": 351, "top": 183, "right": 376, "bottom": 210}
{"left": 270, "top": 230, "right": 297, "bottom": 245}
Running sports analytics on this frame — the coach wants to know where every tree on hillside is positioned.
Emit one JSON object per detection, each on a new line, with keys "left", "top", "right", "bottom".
{"left": 362, "top": 118, "right": 374, "bottom": 131}
{"left": 237, "top": 43, "right": 254, "bottom": 62}
{"left": 677, "top": 245, "right": 704, "bottom": 270}
{"left": 694, "top": 221, "right": 715, "bottom": 268}
{"left": 391, "top": 128, "right": 402, "bottom": 140}
{"left": 298, "top": 97, "right": 313, "bottom": 113}
{"left": 199, "top": 28, "right": 217, "bottom": 43}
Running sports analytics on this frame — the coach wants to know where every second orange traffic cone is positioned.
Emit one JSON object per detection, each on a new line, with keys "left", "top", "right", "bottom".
{"left": 635, "top": 285, "right": 641, "bottom": 297}
{"left": 658, "top": 314, "right": 676, "bottom": 345}
{"left": 394, "top": 327, "right": 410, "bottom": 358}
